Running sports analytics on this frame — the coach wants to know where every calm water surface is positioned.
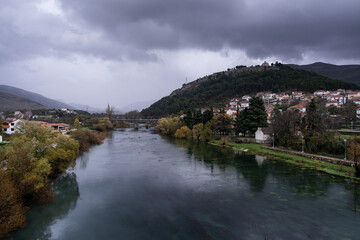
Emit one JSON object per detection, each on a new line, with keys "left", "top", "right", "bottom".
{"left": 11, "top": 129, "right": 360, "bottom": 240}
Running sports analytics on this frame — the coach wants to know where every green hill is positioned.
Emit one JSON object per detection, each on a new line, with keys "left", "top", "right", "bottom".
{"left": 141, "top": 65, "right": 359, "bottom": 117}
{"left": 0, "top": 91, "right": 47, "bottom": 111}
{"left": 288, "top": 62, "right": 360, "bottom": 86}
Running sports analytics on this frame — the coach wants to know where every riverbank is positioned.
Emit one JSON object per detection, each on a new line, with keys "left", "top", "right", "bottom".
{"left": 210, "top": 140, "right": 359, "bottom": 180}
{"left": 0, "top": 126, "right": 106, "bottom": 239}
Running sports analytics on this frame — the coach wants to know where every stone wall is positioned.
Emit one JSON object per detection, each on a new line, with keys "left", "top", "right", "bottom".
{"left": 262, "top": 146, "right": 354, "bottom": 167}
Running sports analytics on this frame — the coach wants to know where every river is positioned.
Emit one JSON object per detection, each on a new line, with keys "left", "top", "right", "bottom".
{"left": 10, "top": 129, "right": 360, "bottom": 240}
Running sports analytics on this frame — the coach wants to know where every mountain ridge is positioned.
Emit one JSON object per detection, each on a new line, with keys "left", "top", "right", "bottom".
{"left": 288, "top": 62, "right": 360, "bottom": 86}
{"left": 141, "top": 64, "right": 359, "bottom": 117}
{"left": 0, "top": 85, "right": 74, "bottom": 111}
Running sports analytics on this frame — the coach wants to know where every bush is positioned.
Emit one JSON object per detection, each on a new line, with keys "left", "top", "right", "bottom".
{"left": 156, "top": 117, "right": 183, "bottom": 136}
{"left": 220, "top": 137, "right": 229, "bottom": 146}
{"left": 70, "top": 129, "right": 105, "bottom": 153}
{"left": 0, "top": 170, "right": 27, "bottom": 239}
{"left": 175, "top": 126, "right": 192, "bottom": 139}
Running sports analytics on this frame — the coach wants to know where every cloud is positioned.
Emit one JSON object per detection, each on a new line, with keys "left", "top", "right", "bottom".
{"left": 57, "top": 0, "right": 360, "bottom": 61}
{"left": 0, "top": 0, "right": 360, "bottom": 109}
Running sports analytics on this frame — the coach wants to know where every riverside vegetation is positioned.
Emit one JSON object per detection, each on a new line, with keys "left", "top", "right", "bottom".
{"left": 156, "top": 97, "right": 360, "bottom": 180}
{"left": 0, "top": 123, "right": 105, "bottom": 238}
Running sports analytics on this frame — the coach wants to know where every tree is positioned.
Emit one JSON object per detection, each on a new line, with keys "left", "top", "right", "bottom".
{"left": 203, "top": 108, "right": 214, "bottom": 124}
{"left": 273, "top": 111, "right": 302, "bottom": 149}
{"left": 106, "top": 104, "right": 114, "bottom": 121}
{"left": 212, "top": 113, "right": 232, "bottom": 135}
{"left": 175, "top": 126, "right": 192, "bottom": 139}
{"left": 74, "top": 118, "right": 80, "bottom": 129}
{"left": 246, "top": 97, "right": 268, "bottom": 135}
{"left": 193, "top": 109, "right": 204, "bottom": 125}
{"left": 0, "top": 170, "right": 26, "bottom": 238}
{"left": 341, "top": 100, "right": 357, "bottom": 122}
{"left": 234, "top": 108, "right": 250, "bottom": 136}
{"left": 183, "top": 109, "right": 194, "bottom": 129}
{"left": 346, "top": 138, "right": 360, "bottom": 177}
{"left": 199, "top": 122, "right": 213, "bottom": 142}
{"left": 192, "top": 123, "right": 203, "bottom": 141}
{"left": 302, "top": 99, "right": 327, "bottom": 138}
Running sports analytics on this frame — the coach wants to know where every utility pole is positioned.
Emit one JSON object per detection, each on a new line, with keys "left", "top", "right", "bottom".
{"left": 344, "top": 139, "right": 347, "bottom": 160}
{"left": 302, "top": 135, "right": 304, "bottom": 153}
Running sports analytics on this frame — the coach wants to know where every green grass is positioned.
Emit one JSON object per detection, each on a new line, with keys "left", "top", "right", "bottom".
{"left": 210, "top": 140, "right": 359, "bottom": 180}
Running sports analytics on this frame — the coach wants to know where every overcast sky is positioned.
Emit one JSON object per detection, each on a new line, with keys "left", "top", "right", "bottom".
{"left": 0, "top": 0, "right": 359, "bottom": 110}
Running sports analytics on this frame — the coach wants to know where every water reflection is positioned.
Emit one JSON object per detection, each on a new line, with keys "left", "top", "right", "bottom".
{"left": 167, "top": 136, "right": 360, "bottom": 210}
{"left": 11, "top": 173, "right": 79, "bottom": 240}
{"left": 11, "top": 130, "right": 360, "bottom": 240}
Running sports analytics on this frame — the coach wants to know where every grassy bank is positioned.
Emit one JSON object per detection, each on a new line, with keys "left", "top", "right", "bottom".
{"left": 210, "top": 140, "right": 359, "bottom": 180}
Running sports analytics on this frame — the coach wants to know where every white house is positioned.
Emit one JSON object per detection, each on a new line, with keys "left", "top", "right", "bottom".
{"left": 2, "top": 119, "right": 24, "bottom": 134}
{"left": 255, "top": 127, "right": 272, "bottom": 144}
{"left": 240, "top": 101, "right": 250, "bottom": 108}
{"left": 314, "top": 90, "right": 330, "bottom": 96}
{"left": 357, "top": 108, "right": 360, "bottom": 120}
{"left": 288, "top": 104, "right": 306, "bottom": 113}
{"left": 242, "top": 95, "right": 251, "bottom": 101}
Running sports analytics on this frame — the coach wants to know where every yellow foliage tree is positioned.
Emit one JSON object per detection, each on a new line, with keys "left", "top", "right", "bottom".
{"left": 175, "top": 126, "right": 192, "bottom": 139}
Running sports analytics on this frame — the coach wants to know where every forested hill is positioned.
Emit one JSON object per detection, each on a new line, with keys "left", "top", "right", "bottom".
{"left": 141, "top": 65, "right": 359, "bottom": 117}
{"left": 288, "top": 62, "right": 360, "bottom": 86}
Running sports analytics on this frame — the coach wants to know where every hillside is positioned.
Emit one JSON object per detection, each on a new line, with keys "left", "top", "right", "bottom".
{"left": 141, "top": 65, "right": 359, "bottom": 117}
{"left": 0, "top": 85, "right": 74, "bottom": 110}
{"left": 288, "top": 62, "right": 360, "bottom": 86}
{"left": 0, "top": 91, "right": 47, "bottom": 111}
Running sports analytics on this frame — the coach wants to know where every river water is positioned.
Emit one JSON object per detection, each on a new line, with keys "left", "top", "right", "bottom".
{"left": 11, "top": 129, "right": 360, "bottom": 240}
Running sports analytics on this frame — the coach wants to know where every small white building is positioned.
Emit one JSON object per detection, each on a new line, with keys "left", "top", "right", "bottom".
{"left": 357, "top": 108, "right": 360, "bottom": 120}
{"left": 240, "top": 101, "right": 250, "bottom": 108}
{"left": 2, "top": 119, "right": 24, "bottom": 134}
{"left": 242, "top": 95, "right": 251, "bottom": 101}
{"left": 314, "top": 90, "right": 330, "bottom": 96}
{"left": 255, "top": 127, "right": 272, "bottom": 144}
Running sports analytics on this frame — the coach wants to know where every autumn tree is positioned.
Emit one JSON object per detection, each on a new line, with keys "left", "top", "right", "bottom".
{"left": 106, "top": 104, "right": 114, "bottom": 121}
{"left": 273, "top": 111, "right": 302, "bottom": 149}
{"left": 74, "top": 118, "right": 81, "bottom": 129}
{"left": 0, "top": 170, "right": 27, "bottom": 238}
{"left": 346, "top": 138, "right": 360, "bottom": 177}
{"left": 212, "top": 113, "right": 232, "bottom": 135}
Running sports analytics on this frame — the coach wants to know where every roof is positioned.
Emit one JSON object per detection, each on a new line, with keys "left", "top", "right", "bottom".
{"left": 48, "top": 123, "right": 70, "bottom": 127}
{"left": 289, "top": 104, "right": 306, "bottom": 109}
{"left": 259, "top": 127, "right": 272, "bottom": 134}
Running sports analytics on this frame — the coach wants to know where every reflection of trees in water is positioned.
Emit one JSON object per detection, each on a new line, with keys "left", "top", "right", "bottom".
{"left": 12, "top": 173, "right": 80, "bottom": 240}
{"left": 345, "top": 183, "right": 360, "bottom": 213}
{"left": 167, "top": 137, "right": 360, "bottom": 211}
{"left": 170, "top": 138, "right": 270, "bottom": 192}
{"left": 78, "top": 152, "right": 90, "bottom": 170}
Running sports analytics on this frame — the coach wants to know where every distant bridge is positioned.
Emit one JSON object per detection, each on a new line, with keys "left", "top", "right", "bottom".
{"left": 113, "top": 118, "right": 159, "bottom": 122}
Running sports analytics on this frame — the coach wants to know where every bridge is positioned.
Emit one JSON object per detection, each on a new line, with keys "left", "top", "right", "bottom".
{"left": 113, "top": 118, "right": 159, "bottom": 122}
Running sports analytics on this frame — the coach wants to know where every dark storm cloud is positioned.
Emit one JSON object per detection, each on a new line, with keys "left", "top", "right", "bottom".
{"left": 58, "top": 0, "right": 360, "bottom": 61}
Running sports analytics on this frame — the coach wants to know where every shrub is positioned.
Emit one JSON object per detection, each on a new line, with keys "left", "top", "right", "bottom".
{"left": 175, "top": 126, "right": 192, "bottom": 139}
{"left": 0, "top": 170, "right": 27, "bottom": 239}
{"left": 70, "top": 129, "right": 105, "bottom": 153}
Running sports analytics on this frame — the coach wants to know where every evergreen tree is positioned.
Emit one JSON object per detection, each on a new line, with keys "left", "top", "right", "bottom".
{"left": 203, "top": 108, "right": 213, "bottom": 124}
{"left": 183, "top": 109, "right": 194, "bottom": 129}
{"left": 234, "top": 108, "right": 250, "bottom": 136}
{"left": 246, "top": 97, "right": 268, "bottom": 135}
{"left": 193, "top": 109, "right": 204, "bottom": 125}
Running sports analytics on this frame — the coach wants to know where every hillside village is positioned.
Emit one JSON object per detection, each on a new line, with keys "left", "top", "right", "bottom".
{"left": 221, "top": 89, "right": 360, "bottom": 121}
{"left": 0, "top": 108, "right": 76, "bottom": 138}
